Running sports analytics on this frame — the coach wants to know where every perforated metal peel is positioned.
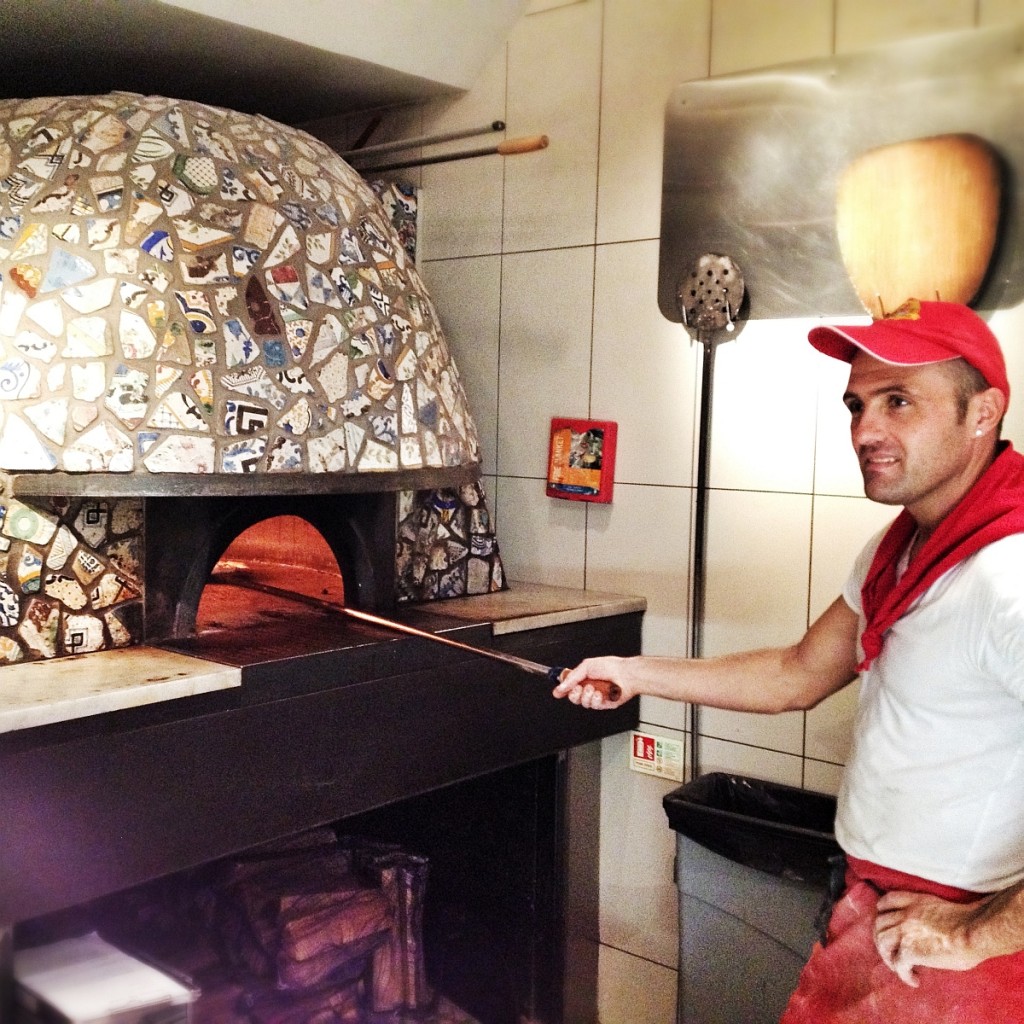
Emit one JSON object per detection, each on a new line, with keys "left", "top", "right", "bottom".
{"left": 678, "top": 253, "right": 745, "bottom": 335}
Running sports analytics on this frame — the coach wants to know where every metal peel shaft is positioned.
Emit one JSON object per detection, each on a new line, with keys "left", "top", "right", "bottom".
{"left": 340, "top": 606, "right": 621, "bottom": 703}
{"left": 204, "top": 569, "right": 622, "bottom": 703}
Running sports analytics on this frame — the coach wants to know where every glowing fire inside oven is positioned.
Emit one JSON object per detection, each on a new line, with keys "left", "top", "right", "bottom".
{"left": 196, "top": 515, "right": 346, "bottom": 632}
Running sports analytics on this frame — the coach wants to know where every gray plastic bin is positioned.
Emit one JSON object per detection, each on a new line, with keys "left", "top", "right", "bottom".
{"left": 663, "top": 773, "right": 840, "bottom": 1024}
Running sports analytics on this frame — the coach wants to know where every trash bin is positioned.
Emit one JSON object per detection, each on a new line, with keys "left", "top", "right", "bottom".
{"left": 663, "top": 773, "right": 841, "bottom": 1024}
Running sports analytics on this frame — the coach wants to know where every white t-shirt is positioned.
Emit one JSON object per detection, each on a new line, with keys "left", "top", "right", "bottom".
{"left": 836, "top": 529, "right": 1024, "bottom": 892}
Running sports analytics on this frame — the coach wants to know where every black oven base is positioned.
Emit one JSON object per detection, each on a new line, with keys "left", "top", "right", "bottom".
{"left": 0, "top": 610, "right": 641, "bottom": 1023}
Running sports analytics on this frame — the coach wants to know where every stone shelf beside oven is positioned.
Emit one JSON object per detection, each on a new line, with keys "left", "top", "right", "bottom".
{"left": 0, "top": 581, "right": 645, "bottom": 735}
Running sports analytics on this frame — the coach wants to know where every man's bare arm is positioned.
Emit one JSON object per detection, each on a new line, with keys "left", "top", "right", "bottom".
{"left": 553, "top": 595, "right": 860, "bottom": 711}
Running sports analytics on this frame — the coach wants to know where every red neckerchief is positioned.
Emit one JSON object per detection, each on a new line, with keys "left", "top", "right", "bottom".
{"left": 858, "top": 441, "right": 1024, "bottom": 671}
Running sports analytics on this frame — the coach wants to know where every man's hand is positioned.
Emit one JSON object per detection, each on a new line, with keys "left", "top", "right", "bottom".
{"left": 552, "top": 656, "right": 632, "bottom": 709}
{"left": 874, "top": 890, "right": 989, "bottom": 986}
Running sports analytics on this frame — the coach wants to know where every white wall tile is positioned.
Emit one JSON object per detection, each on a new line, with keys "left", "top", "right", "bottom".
{"left": 592, "top": 240, "right": 699, "bottom": 487}
{"left": 597, "top": 945, "right": 678, "bottom": 1024}
{"left": 598, "top": 0, "right": 711, "bottom": 244}
{"left": 528, "top": 0, "right": 586, "bottom": 11}
{"left": 806, "top": 496, "right": 891, "bottom": 767}
{"left": 497, "top": 246, "right": 595, "bottom": 477}
{"left": 836, "top": 0, "right": 976, "bottom": 54}
{"left": 697, "top": 735, "right": 804, "bottom": 786}
{"left": 599, "top": 730, "right": 683, "bottom": 968}
{"left": 979, "top": 0, "right": 1024, "bottom": 26}
{"left": 421, "top": 256, "right": 501, "bottom": 475}
{"left": 805, "top": 680, "right": 860, "bottom": 765}
{"left": 421, "top": 156, "right": 505, "bottom": 261}
{"left": 809, "top": 494, "right": 896, "bottom": 620}
{"left": 710, "top": 0, "right": 834, "bottom": 76}
{"left": 493, "top": 474, "right": 587, "bottom": 587}
{"left": 697, "top": 487, "right": 812, "bottom": 754}
{"left": 804, "top": 757, "right": 846, "bottom": 795}
{"left": 702, "top": 488, "right": 812, "bottom": 654}
{"left": 699, "top": 704, "right": 805, "bottom": 756}
{"left": 641, "top": 693, "right": 692, "bottom": 735}
{"left": 418, "top": 51, "right": 509, "bottom": 260}
{"left": 505, "top": 0, "right": 602, "bottom": 250}
{"left": 811, "top": 330, "right": 866, "bottom": 498}
{"left": 585, "top": 482, "right": 692, "bottom": 657}
{"left": 707, "top": 318, "right": 821, "bottom": 493}
{"left": 480, "top": 473, "right": 498, "bottom": 519}
{"left": 988, "top": 302, "right": 1024, "bottom": 450}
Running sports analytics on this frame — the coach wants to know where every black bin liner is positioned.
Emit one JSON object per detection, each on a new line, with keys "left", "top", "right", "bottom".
{"left": 663, "top": 772, "right": 841, "bottom": 888}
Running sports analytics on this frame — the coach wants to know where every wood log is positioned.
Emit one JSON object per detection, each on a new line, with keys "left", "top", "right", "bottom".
{"left": 279, "top": 888, "right": 391, "bottom": 962}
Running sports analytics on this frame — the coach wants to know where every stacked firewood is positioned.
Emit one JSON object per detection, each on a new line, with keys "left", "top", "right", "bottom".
{"left": 196, "top": 829, "right": 436, "bottom": 1022}
{"left": 19, "top": 827, "right": 485, "bottom": 1023}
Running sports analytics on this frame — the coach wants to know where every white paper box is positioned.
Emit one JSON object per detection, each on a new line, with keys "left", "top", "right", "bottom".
{"left": 14, "top": 932, "right": 194, "bottom": 1024}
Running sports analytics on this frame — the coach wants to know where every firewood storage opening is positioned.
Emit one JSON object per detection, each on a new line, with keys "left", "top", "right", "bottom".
{"left": 16, "top": 757, "right": 566, "bottom": 1024}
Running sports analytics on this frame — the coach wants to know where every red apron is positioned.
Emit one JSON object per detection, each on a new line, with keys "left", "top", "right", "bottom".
{"left": 780, "top": 857, "right": 1024, "bottom": 1023}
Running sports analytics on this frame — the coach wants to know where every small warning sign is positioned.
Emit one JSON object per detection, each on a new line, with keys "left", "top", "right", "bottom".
{"left": 629, "top": 730, "right": 684, "bottom": 782}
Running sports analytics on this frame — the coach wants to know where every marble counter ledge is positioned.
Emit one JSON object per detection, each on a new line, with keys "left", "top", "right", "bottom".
{"left": 422, "top": 580, "right": 647, "bottom": 635}
{"left": 0, "top": 585, "right": 644, "bottom": 734}
{"left": 0, "top": 646, "right": 241, "bottom": 735}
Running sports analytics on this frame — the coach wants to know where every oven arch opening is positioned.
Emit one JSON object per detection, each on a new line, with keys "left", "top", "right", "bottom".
{"left": 196, "top": 514, "right": 345, "bottom": 633}
{"left": 144, "top": 492, "right": 398, "bottom": 642}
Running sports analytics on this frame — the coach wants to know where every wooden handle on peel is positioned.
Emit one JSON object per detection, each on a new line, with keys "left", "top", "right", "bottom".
{"left": 497, "top": 134, "right": 549, "bottom": 156}
{"left": 550, "top": 667, "right": 622, "bottom": 704}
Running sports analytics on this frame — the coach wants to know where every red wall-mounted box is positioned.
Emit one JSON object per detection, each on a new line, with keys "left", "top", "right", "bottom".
{"left": 546, "top": 418, "right": 617, "bottom": 503}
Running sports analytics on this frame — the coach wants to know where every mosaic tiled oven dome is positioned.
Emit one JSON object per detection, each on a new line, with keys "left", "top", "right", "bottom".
{"left": 0, "top": 92, "right": 480, "bottom": 483}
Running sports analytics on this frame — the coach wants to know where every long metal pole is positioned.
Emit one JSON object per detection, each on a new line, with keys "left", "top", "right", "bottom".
{"left": 353, "top": 135, "right": 548, "bottom": 175}
{"left": 689, "top": 333, "right": 716, "bottom": 782}
{"left": 204, "top": 572, "right": 621, "bottom": 702}
{"left": 339, "top": 605, "right": 620, "bottom": 702}
{"left": 340, "top": 121, "right": 506, "bottom": 160}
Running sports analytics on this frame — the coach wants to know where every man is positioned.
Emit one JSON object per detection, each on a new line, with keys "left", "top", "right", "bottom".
{"left": 553, "top": 299, "right": 1024, "bottom": 1020}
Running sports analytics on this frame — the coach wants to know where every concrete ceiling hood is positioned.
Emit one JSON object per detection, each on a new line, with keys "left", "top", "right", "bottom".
{"left": 0, "top": 0, "right": 529, "bottom": 125}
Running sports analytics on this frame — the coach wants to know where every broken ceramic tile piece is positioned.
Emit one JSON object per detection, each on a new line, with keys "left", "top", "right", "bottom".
{"left": 70, "top": 362, "right": 106, "bottom": 401}
{"left": 104, "top": 365, "right": 150, "bottom": 428}
{"left": 62, "top": 277, "right": 116, "bottom": 313}
{"left": 267, "top": 436, "right": 303, "bottom": 471}
{"left": 39, "top": 247, "right": 97, "bottom": 291}
{"left": 23, "top": 398, "right": 69, "bottom": 445}
{"left": 25, "top": 296, "right": 64, "bottom": 334}
{"left": 221, "top": 436, "right": 267, "bottom": 472}
{"left": 0, "top": 358, "right": 42, "bottom": 399}
{"left": 148, "top": 391, "right": 209, "bottom": 431}
{"left": 13, "top": 330, "right": 57, "bottom": 363}
{"left": 142, "top": 434, "right": 216, "bottom": 472}
{"left": 63, "top": 612, "right": 105, "bottom": 654}
{"left": 18, "top": 598, "right": 58, "bottom": 657}
{"left": 63, "top": 422, "right": 134, "bottom": 471}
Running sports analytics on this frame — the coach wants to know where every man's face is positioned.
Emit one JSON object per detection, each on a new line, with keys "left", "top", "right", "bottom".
{"left": 843, "top": 352, "right": 984, "bottom": 529}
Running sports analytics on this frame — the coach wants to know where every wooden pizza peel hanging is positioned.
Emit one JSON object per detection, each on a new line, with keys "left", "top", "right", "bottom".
{"left": 835, "top": 133, "right": 1002, "bottom": 316}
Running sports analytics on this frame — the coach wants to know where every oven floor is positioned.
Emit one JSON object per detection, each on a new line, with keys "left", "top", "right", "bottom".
{"left": 173, "top": 580, "right": 379, "bottom": 665}
{"left": 164, "top": 580, "right": 493, "bottom": 682}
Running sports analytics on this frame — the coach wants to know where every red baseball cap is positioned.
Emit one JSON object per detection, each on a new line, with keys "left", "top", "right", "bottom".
{"left": 808, "top": 299, "right": 1010, "bottom": 403}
